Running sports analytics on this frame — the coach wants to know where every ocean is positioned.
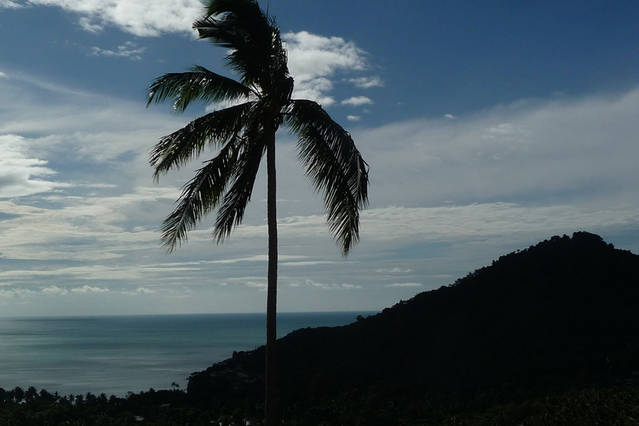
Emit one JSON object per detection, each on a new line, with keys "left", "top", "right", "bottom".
{"left": 0, "top": 312, "right": 367, "bottom": 397}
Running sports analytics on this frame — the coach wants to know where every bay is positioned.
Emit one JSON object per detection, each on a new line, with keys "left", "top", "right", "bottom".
{"left": 0, "top": 312, "right": 368, "bottom": 396}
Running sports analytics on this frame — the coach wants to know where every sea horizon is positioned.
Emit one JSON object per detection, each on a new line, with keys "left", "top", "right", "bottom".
{"left": 0, "top": 311, "right": 374, "bottom": 397}
{"left": 0, "top": 310, "right": 376, "bottom": 320}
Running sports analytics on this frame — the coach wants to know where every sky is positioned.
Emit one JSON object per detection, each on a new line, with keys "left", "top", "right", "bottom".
{"left": 0, "top": 0, "right": 638, "bottom": 316}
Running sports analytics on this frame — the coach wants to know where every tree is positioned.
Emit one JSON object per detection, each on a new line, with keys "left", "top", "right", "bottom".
{"left": 146, "top": 1, "right": 369, "bottom": 424}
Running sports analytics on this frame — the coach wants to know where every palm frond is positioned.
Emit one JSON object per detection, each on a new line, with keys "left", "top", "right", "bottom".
{"left": 213, "top": 131, "right": 266, "bottom": 242}
{"left": 286, "top": 100, "right": 369, "bottom": 205}
{"left": 146, "top": 65, "right": 252, "bottom": 112}
{"left": 285, "top": 100, "right": 369, "bottom": 254}
{"left": 150, "top": 101, "right": 254, "bottom": 179}
{"left": 193, "top": 0, "right": 285, "bottom": 87}
{"left": 161, "top": 139, "right": 241, "bottom": 251}
{"left": 205, "top": 0, "right": 266, "bottom": 22}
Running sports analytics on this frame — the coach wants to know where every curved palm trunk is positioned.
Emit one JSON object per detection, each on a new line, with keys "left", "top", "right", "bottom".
{"left": 265, "top": 133, "right": 280, "bottom": 426}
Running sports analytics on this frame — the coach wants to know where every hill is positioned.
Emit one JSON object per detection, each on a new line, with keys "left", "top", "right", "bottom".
{"left": 187, "top": 232, "right": 639, "bottom": 422}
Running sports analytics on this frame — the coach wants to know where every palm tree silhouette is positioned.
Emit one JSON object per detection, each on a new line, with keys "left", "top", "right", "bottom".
{"left": 147, "top": 1, "right": 369, "bottom": 423}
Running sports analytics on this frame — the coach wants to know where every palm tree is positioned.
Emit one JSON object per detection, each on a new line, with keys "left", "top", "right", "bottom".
{"left": 146, "top": 0, "right": 368, "bottom": 424}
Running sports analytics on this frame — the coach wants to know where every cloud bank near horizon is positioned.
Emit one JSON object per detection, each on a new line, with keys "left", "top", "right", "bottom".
{"left": 0, "top": 63, "right": 638, "bottom": 314}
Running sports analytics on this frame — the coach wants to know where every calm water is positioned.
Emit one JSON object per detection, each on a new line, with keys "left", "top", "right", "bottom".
{"left": 0, "top": 312, "right": 367, "bottom": 396}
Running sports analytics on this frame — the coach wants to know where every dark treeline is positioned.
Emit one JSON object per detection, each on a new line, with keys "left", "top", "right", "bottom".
{"left": 187, "top": 231, "right": 639, "bottom": 423}
{"left": 2, "top": 232, "right": 639, "bottom": 424}
{"left": 1, "top": 383, "right": 638, "bottom": 425}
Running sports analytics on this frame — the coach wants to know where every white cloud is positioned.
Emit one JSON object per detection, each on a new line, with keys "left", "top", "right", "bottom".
{"left": 0, "top": 134, "right": 60, "bottom": 198}
{"left": 71, "top": 183, "right": 118, "bottom": 189}
{"left": 122, "top": 287, "right": 156, "bottom": 296}
{"left": 0, "top": 288, "right": 35, "bottom": 298}
{"left": 71, "top": 285, "right": 109, "bottom": 293}
{"left": 1, "top": 66, "right": 639, "bottom": 315}
{"left": 385, "top": 282, "right": 423, "bottom": 288}
{"left": 216, "top": 200, "right": 639, "bottom": 258}
{"left": 349, "top": 76, "right": 383, "bottom": 89}
{"left": 0, "top": 186, "right": 178, "bottom": 262}
{"left": 376, "top": 267, "right": 412, "bottom": 274}
{"left": 206, "top": 254, "right": 307, "bottom": 264}
{"left": 78, "top": 16, "right": 102, "bottom": 32}
{"left": 347, "top": 115, "right": 361, "bottom": 122}
{"left": 0, "top": 71, "right": 7, "bottom": 78}
{"left": 10, "top": 0, "right": 202, "bottom": 36}
{"left": 0, "top": 0, "right": 23, "bottom": 8}
{"left": 3, "top": 1, "right": 375, "bottom": 105}
{"left": 299, "top": 279, "right": 362, "bottom": 290}
{"left": 341, "top": 96, "right": 373, "bottom": 106}
{"left": 290, "top": 77, "right": 336, "bottom": 106}
{"left": 356, "top": 86, "right": 639, "bottom": 208}
{"left": 341, "top": 283, "right": 362, "bottom": 289}
{"left": 280, "top": 261, "right": 339, "bottom": 266}
{"left": 91, "top": 41, "right": 146, "bottom": 60}
{"left": 444, "top": 113, "right": 456, "bottom": 119}
{"left": 283, "top": 31, "right": 368, "bottom": 106}
{"left": 0, "top": 69, "right": 187, "bottom": 165}
{"left": 205, "top": 96, "right": 252, "bottom": 113}
{"left": 42, "top": 285, "right": 68, "bottom": 296}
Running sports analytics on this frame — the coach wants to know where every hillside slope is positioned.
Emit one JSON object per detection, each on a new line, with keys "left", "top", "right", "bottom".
{"left": 188, "top": 232, "right": 639, "bottom": 415}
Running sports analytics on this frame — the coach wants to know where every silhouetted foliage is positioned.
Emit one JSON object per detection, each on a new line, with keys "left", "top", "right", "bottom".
{"left": 146, "top": 1, "right": 368, "bottom": 423}
{"left": 188, "top": 232, "right": 639, "bottom": 423}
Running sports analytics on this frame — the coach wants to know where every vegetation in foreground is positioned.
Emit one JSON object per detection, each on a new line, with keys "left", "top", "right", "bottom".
{"left": 0, "top": 384, "right": 638, "bottom": 425}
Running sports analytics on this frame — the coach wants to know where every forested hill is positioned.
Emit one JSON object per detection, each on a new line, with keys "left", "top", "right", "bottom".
{"left": 188, "top": 232, "right": 639, "bottom": 415}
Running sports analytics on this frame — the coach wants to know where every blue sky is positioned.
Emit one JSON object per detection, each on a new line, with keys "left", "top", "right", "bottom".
{"left": 0, "top": 0, "right": 638, "bottom": 316}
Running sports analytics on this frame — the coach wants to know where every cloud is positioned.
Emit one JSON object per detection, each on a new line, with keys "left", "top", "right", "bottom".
{"left": 290, "top": 77, "right": 336, "bottom": 106}
{"left": 205, "top": 96, "right": 252, "bottom": 113}
{"left": 0, "top": 71, "right": 7, "bottom": 78}
{"left": 349, "top": 76, "right": 383, "bottom": 89}
{"left": 280, "top": 261, "right": 339, "bottom": 266}
{"left": 341, "top": 96, "right": 373, "bottom": 106}
{"left": 206, "top": 254, "right": 307, "bottom": 264}
{"left": 0, "top": 0, "right": 22, "bottom": 8}
{"left": 8, "top": 0, "right": 202, "bottom": 36}
{"left": 283, "top": 31, "right": 368, "bottom": 106}
{"left": 444, "top": 113, "right": 456, "bottom": 119}
{"left": 42, "top": 285, "right": 68, "bottom": 296}
{"left": 0, "top": 68, "right": 187, "bottom": 164}
{"left": 0, "top": 134, "right": 60, "bottom": 198}
{"left": 385, "top": 282, "right": 423, "bottom": 288}
{"left": 0, "top": 288, "right": 36, "bottom": 298}
{"left": 71, "top": 285, "right": 109, "bottom": 293}
{"left": 1, "top": 65, "right": 639, "bottom": 315}
{"left": 376, "top": 267, "right": 412, "bottom": 274}
{"left": 0, "top": 186, "right": 178, "bottom": 262}
{"left": 298, "top": 279, "right": 362, "bottom": 290}
{"left": 3, "top": 2, "right": 376, "bottom": 105}
{"left": 287, "top": 203, "right": 639, "bottom": 243}
{"left": 91, "top": 41, "right": 146, "bottom": 60}
{"left": 347, "top": 115, "right": 361, "bottom": 122}
{"left": 356, "top": 86, "right": 639, "bottom": 208}
{"left": 122, "top": 287, "right": 156, "bottom": 296}
{"left": 78, "top": 16, "right": 102, "bottom": 32}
